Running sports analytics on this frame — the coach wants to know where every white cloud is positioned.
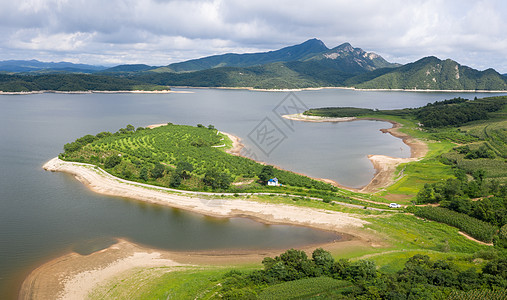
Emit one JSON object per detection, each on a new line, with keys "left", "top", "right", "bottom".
{"left": 0, "top": 0, "right": 505, "bottom": 72}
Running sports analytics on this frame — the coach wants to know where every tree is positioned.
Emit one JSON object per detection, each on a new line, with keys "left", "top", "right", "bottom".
{"left": 150, "top": 163, "right": 165, "bottom": 179}
{"left": 176, "top": 161, "right": 193, "bottom": 179}
{"left": 203, "top": 170, "right": 231, "bottom": 189}
{"left": 312, "top": 248, "right": 334, "bottom": 275}
{"left": 139, "top": 167, "right": 149, "bottom": 181}
{"left": 258, "top": 165, "right": 275, "bottom": 182}
{"left": 169, "top": 173, "right": 182, "bottom": 187}
{"left": 63, "top": 142, "right": 81, "bottom": 153}
{"left": 104, "top": 155, "right": 121, "bottom": 168}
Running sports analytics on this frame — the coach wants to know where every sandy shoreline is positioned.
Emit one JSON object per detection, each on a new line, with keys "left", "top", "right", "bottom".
{"left": 0, "top": 90, "right": 193, "bottom": 95}
{"left": 20, "top": 231, "right": 382, "bottom": 300}
{"left": 22, "top": 155, "right": 370, "bottom": 299}
{"left": 3, "top": 86, "right": 506, "bottom": 95}
{"left": 282, "top": 113, "right": 428, "bottom": 193}
{"left": 169, "top": 86, "right": 507, "bottom": 93}
{"left": 20, "top": 124, "right": 399, "bottom": 299}
{"left": 41, "top": 158, "right": 368, "bottom": 232}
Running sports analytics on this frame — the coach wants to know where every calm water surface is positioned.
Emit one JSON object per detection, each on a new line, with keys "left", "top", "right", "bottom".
{"left": 0, "top": 88, "right": 504, "bottom": 298}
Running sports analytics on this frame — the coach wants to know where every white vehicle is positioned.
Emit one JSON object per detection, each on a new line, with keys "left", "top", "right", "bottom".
{"left": 389, "top": 203, "right": 401, "bottom": 208}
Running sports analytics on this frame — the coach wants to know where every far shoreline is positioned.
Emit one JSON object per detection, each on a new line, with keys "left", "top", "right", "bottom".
{"left": 2, "top": 86, "right": 506, "bottom": 95}
{"left": 169, "top": 86, "right": 507, "bottom": 93}
{"left": 0, "top": 89, "right": 193, "bottom": 95}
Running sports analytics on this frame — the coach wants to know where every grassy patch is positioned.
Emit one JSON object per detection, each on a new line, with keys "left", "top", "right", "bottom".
{"left": 90, "top": 266, "right": 257, "bottom": 300}
{"left": 365, "top": 213, "right": 487, "bottom": 254}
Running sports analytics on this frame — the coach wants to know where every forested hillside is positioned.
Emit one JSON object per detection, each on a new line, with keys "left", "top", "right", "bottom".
{"left": 0, "top": 73, "right": 169, "bottom": 92}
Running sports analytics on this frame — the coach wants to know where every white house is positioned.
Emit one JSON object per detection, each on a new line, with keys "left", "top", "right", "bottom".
{"left": 267, "top": 178, "right": 279, "bottom": 186}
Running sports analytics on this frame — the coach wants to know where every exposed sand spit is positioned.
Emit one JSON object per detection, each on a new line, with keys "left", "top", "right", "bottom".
{"left": 42, "top": 158, "right": 368, "bottom": 233}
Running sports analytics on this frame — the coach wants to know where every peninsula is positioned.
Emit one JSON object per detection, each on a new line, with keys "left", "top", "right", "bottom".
{"left": 22, "top": 95, "right": 507, "bottom": 299}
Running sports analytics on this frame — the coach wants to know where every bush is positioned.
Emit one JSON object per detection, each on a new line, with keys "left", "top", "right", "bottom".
{"left": 104, "top": 155, "right": 121, "bottom": 169}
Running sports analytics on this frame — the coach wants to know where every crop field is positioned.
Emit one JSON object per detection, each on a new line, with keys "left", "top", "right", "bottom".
{"left": 412, "top": 206, "right": 498, "bottom": 243}
{"left": 257, "top": 277, "right": 352, "bottom": 299}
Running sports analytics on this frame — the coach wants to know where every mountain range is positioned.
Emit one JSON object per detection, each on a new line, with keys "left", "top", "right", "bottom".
{"left": 0, "top": 60, "right": 107, "bottom": 74}
{"left": 1, "top": 39, "right": 506, "bottom": 91}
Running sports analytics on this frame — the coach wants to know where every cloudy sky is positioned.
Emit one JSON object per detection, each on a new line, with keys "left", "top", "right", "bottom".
{"left": 1, "top": 0, "right": 506, "bottom": 72}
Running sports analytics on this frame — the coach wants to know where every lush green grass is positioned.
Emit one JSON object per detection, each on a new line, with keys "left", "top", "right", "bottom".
{"left": 452, "top": 119, "right": 507, "bottom": 183}
{"left": 381, "top": 147, "right": 456, "bottom": 201}
{"left": 89, "top": 266, "right": 257, "bottom": 300}
{"left": 365, "top": 213, "right": 487, "bottom": 254}
{"left": 358, "top": 250, "right": 483, "bottom": 274}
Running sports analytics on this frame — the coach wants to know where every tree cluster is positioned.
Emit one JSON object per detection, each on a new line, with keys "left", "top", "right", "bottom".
{"left": 415, "top": 98, "right": 504, "bottom": 128}
{"left": 218, "top": 249, "right": 507, "bottom": 299}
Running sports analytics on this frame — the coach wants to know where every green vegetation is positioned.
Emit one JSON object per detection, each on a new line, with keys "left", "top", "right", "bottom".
{"left": 160, "top": 248, "right": 507, "bottom": 299}
{"left": 412, "top": 206, "right": 498, "bottom": 243}
{"left": 60, "top": 123, "right": 333, "bottom": 192}
{"left": 257, "top": 277, "right": 351, "bottom": 299}
{"left": 128, "top": 55, "right": 507, "bottom": 90}
{"left": 305, "top": 97, "right": 507, "bottom": 128}
{"left": 304, "top": 107, "right": 376, "bottom": 117}
{"left": 0, "top": 73, "right": 169, "bottom": 92}
{"left": 306, "top": 96, "right": 507, "bottom": 202}
{"left": 305, "top": 96, "right": 507, "bottom": 248}
{"left": 354, "top": 57, "right": 507, "bottom": 91}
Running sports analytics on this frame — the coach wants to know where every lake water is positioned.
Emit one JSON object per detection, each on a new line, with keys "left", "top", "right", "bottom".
{"left": 0, "top": 88, "right": 504, "bottom": 298}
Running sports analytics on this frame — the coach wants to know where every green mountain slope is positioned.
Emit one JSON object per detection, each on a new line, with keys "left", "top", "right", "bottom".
{"left": 0, "top": 74, "right": 169, "bottom": 92}
{"left": 352, "top": 56, "right": 507, "bottom": 90}
{"left": 305, "top": 42, "right": 399, "bottom": 74}
{"left": 100, "top": 64, "right": 157, "bottom": 74}
{"left": 0, "top": 59, "right": 106, "bottom": 73}
{"left": 161, "top": 38, "right": 329, "bottom": 72}
{"left": 132, "top": 41, "right": 398, "bottom": 89}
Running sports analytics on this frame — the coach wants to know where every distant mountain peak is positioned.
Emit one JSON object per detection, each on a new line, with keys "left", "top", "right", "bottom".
{"left": 353, "top": 55, "right": 507, "bottom": 90}
{"left": 303, "top": 38, "right": 327, "bottom": 48}
{"left": 163, "top": 38, "right": 330, "bottom": 72}
{"left": 335, "top": 42, "right": 354, "bottom": 52}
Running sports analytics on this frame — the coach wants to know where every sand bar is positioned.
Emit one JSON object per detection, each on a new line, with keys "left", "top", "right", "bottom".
{"left": 42, "top": 158, "right": 368, "bottom": 233}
